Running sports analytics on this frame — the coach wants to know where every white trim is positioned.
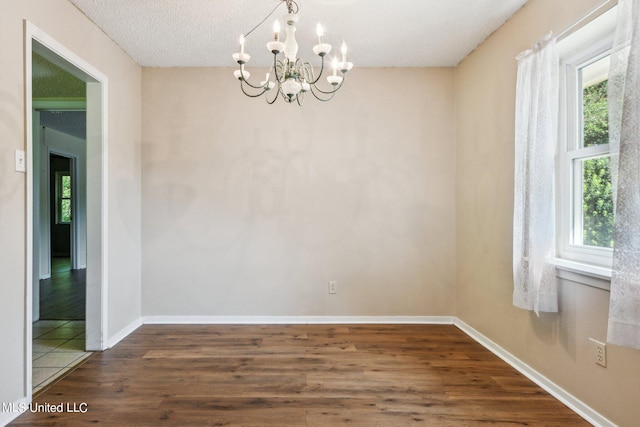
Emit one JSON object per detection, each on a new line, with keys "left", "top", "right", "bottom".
{"left": 554, "top": 258, "right": 612, "bottom": 291}
{"left": 24, "top": 20, "right": 109, "bottom": 409}
{"left": 24, "top": 22, "right": 35, "bottom": 403}
{"left": 0, "top": 396, "right": 29, "bottom": 426}
{"left": 45, "top": 130, "right": 88, "bottom": 271}
{"left": 557, "top": 8, "right": 617, "bottom": 271}
{"left": 142, "top": 315, "right": 456, "bottom": 325}
{"left": 554, "top": 258, "right": 613, "bottom": 278}
{"left": 556, "top": 0, "right": 618, "bottom": 42}
{"left": 106, "top": 318, "right": 143, "bottom": 349}
{"left": 27, "top": 22, "right": 110, "bottom": 352}
{"left": 87, "top": 79, "right": 110, "bottom": 351}
{"left": 454, "top": 319, "right": 616, "bottom": 427}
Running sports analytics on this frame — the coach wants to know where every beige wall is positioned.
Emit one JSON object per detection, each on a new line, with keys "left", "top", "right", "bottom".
{"left": 0, "top": 0, "right": 141, "bottom": 409}
{"left": 2, "top": 0, "right": 637, "bottom": 424}
{"left": 141, "top": 67, "right": 457, "bottom": 317}
{"left": 455, "top": 0, "right": 640, "bottom": 425}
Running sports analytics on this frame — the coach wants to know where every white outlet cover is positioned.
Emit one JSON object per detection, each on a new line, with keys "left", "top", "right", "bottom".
{"left": 328, "top": 281, "right": 337, "bottom": 294}
{"left": 589, "top": 338, "right": 607, "bottom": 367}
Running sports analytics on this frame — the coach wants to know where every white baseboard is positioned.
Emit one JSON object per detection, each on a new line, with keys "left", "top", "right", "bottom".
{"left": 106, "top": 317, "right": 143, "bottom": 348}
{"left": 142, "top": 315, "right": 456, "bottom": 325}
{"left": 454, "top": 318, "right": 615, "bottom": 427}
{"left": 0, "top": 396, "right": 29, "bottom": 427}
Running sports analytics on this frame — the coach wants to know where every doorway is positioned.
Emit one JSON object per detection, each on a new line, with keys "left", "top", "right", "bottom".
{"left": 42, "top": 152, "right": 86, "bottom": 320}
{"left": 25, "top": 22, "right": 108, "bottom": 399}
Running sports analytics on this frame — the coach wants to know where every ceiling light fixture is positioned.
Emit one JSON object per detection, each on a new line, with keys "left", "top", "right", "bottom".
{"left": 233, "top": 0, "right": 353, "bottom": 105}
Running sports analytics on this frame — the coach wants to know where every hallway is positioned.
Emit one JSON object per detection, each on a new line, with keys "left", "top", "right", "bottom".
{"left": 39, "top": 258, "right": 85, "bottom": 320}
{"left": 33, "top": 258, "right": 90, "bottom": 394}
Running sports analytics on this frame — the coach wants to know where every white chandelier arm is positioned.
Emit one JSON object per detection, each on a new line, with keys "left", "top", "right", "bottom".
{"left": 235, "top": 55, "right": 280, "bottom": 96}
{"left": 273, "top": 57, "right": 288, "bottom": 83}
{"left": 301, "top": 57, "right": 326, "bottom": 86}
{"left": 239, "top": 79, "right": 269, "bottom": 98}
{"left": 309, "top": 84, "right": 338, "bottom": 102}
{"left": 265, "top": 86, "right": 280, "bottom": 104}
{"left": 237, "top": 66, "right": 270, "bottom": 91}
{"left": 310, "top": 76, "right": 344, "bottom": 95}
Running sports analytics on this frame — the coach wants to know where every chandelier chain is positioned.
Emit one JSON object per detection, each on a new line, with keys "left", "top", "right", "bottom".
{"left": 244, "top": 0, "right": 299, "bottom": 38}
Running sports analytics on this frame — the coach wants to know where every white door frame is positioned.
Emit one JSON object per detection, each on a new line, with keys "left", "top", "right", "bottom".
{"left": 31, "top": 114, "right": 89, "bottom": 322}
{"left": 33, "top": 107, "right": 88, "bottom": 283}
{"left": 25, "top": 21, "right": 109, "bottom": 400}
{"left": 47, "top": 142, "right": 85, "bottom": 271}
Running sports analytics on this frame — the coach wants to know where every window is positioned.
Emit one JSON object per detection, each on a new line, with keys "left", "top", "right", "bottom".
{"left": 558, "top": 9, "right": 616, "bottom": 269}
{"left": 56, "top": 171, "right": 72, "bottom": 224}
{"left": 571, "top": 54, "right": 612, "bottom": 248}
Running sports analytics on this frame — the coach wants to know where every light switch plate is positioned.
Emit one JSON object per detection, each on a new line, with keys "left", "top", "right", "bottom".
{"left": 15, "top": 150, "right": 26, "bottom": 172}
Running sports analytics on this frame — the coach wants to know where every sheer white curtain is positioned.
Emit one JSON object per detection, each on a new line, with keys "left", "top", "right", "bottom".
{"left": 513, "top": 34, "right": 559, "bottom": 314}
{"left": 608, "top": 0, "right": 640, "bottom": 350}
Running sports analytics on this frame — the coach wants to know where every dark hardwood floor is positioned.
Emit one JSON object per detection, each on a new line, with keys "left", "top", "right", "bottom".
{"left": 11, "top": 324, "right": 589, "bottom": 426}
{"left": 39, "top": 258, "right": 85, "bottom": 320}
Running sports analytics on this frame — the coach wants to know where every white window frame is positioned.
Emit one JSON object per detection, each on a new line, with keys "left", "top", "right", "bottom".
{"left": 55, "top": 171, "right": 72, "bottom": 225}
{"left": 556, "top": 6, "right": 617, "bottom": 273}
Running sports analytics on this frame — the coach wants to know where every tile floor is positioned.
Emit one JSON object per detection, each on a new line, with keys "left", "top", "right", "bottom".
{"left": 32, "top": 320, "right": 92, "bottom": 395}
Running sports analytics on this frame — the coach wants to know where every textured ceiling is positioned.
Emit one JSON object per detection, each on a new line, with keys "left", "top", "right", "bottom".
{"left": 68, "top": 0, "right": 528, "bottom": 68}
{"left": 33, "top": 52, "right": 86, "bottom": 99}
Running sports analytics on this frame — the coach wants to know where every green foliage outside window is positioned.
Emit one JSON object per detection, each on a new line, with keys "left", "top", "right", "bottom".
{"left": 582, "top": 79, "right": 613, "bottom": 248}
{"left": 60, "top": 174, "right": 72, "bottom": 223}
{"left": 583, "top": 80, "right": 609, "bottom": 147}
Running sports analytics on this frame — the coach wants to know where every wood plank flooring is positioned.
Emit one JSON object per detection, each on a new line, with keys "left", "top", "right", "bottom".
{"left": 11, "top": 324, "right": 589, "bottom": 426}
{"left": 39, "top": 258, "right": 85, "bottom": 320}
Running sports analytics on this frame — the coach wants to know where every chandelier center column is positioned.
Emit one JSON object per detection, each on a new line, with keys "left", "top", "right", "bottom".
{"left": 283, "top": 14, "right": 299, "bottom": 62}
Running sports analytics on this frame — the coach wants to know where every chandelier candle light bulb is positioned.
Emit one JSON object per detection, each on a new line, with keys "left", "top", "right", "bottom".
{"left": 326, "top": 57, "right": 343, "bottom": 86}
{"left": 233, "top": 34, "right": 251, "bottom": 64}
{"left": 273, "top": 21, "right": 281, "bottom": 41}
{"left": 317, "top": 23, "right": 324, "bottom": 44}
{"left": 233, "top": 0, "right": 352, "bottom": 104}
{"left": 339, "top": 41, "right": 353, "bottom": 72}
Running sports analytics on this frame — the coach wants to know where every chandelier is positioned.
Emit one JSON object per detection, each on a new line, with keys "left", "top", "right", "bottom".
{"left": 232, "top": 0, "right": 353, "bottom": 105}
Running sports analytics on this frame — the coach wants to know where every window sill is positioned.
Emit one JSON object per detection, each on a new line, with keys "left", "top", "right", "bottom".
{"left": 554, "top": 258, "right": 611, "bottom": 291}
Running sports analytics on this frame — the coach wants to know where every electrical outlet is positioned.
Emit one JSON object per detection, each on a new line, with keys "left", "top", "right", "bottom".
{"left": 589, "top": 338, "right": 607, "bottom": 367}
{"left": 328, "top": 281, "right": 337, "bottom": 294}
